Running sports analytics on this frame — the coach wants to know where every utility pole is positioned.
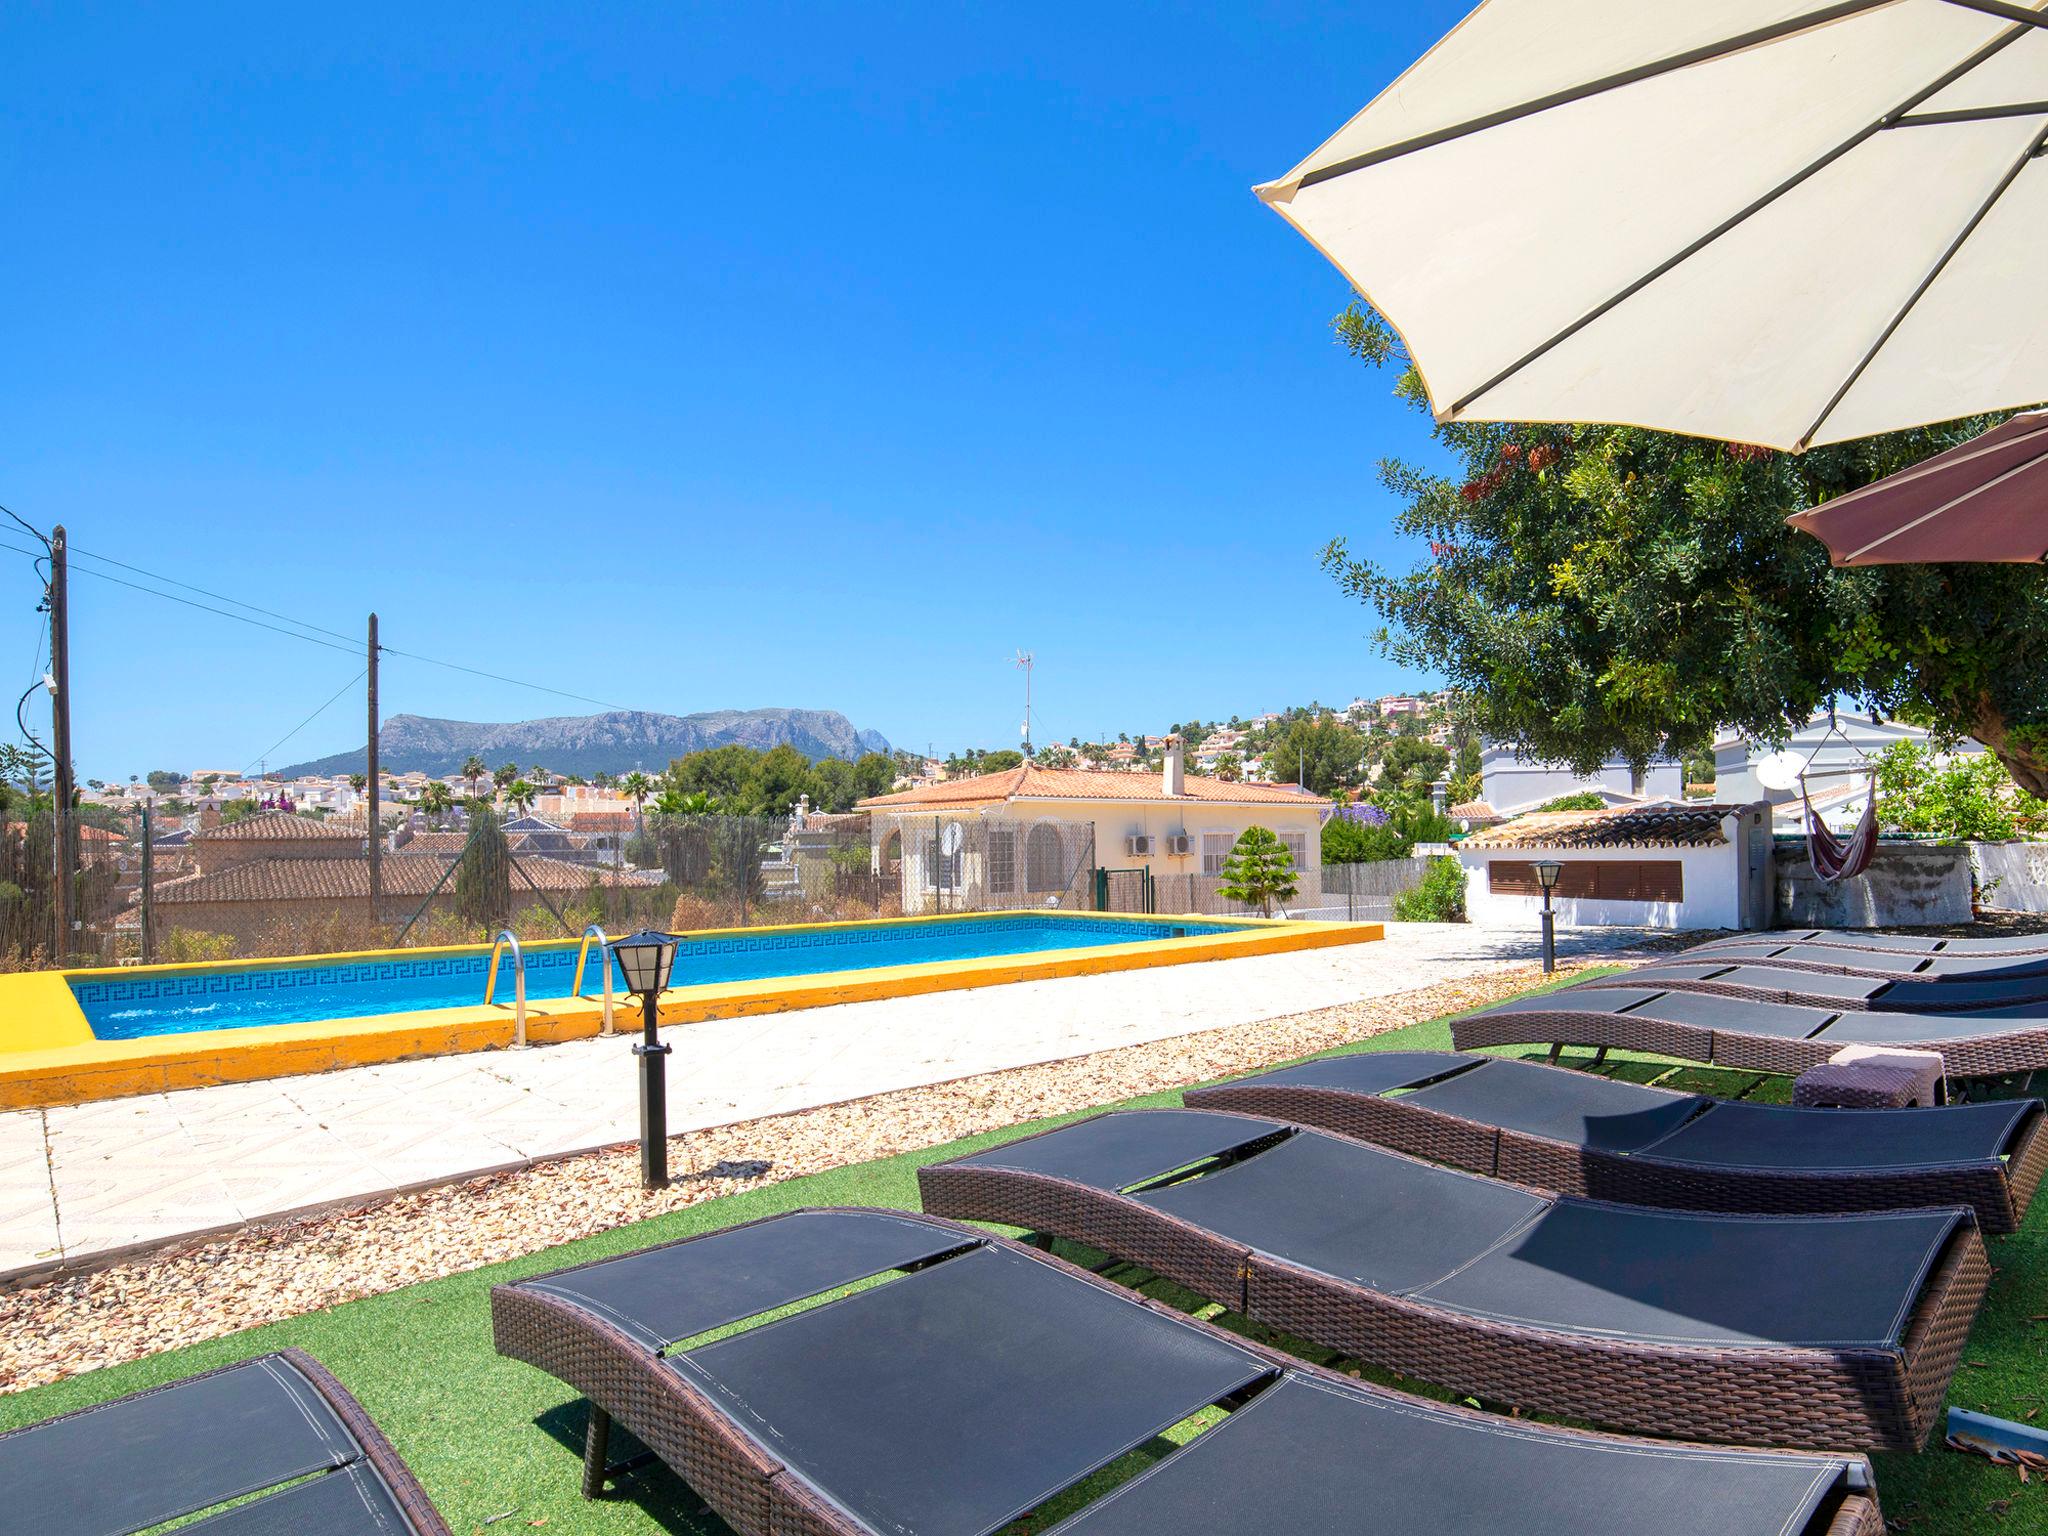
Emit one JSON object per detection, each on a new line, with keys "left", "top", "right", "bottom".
{"left": 49, "top": 525, "right": 76, "bottom": 960}
{"left": 139, "top": 800, "right": 155, "bottom": 964}
{"left": 367, "top": 613, "right": 381, "bottom": 916}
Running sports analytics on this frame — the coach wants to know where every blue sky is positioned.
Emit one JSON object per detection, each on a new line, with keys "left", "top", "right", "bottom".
{"left": 3, "top": 3, "right": 1467, "bottom": 779}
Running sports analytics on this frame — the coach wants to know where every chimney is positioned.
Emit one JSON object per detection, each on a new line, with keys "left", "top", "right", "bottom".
{"left": 1163, "top": 735, "right": 1185, "bottom": 797}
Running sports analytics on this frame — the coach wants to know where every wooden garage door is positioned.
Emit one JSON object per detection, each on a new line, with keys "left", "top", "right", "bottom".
{"left": 1488, "top": 859, "right": 1684, "bottom": 902}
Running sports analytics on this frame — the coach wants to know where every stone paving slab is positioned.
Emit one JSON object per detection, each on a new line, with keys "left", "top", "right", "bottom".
{"left": 0, "top": 924, "right": 1652, "bottom": 1279}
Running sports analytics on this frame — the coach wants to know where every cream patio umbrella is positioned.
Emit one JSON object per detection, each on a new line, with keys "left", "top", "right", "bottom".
{"left": 1258, "top": 0, "right": 2048, "bottom": 452}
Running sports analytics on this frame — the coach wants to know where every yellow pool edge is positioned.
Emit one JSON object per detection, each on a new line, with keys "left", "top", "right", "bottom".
{"left": 0, "top": 913, "right": 1383, "bottom": 1109}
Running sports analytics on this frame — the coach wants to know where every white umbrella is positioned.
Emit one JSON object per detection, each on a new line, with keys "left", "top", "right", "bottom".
{"left": 1259, "top": 0, "right": 2048, "bottom": 451}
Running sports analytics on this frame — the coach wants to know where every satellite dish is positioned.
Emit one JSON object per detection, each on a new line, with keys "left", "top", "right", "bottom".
{"left": 1755, "top": 749, "right": 1806, "bottom": 792}
{"left": 940, "top": 822, "right": 964, "bottom": 856}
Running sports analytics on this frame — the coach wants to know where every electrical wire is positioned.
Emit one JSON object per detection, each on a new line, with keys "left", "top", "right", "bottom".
{"left": 0, "top": 536, "right": 634, "bottom": 711}
{"left": 241, "top": 667, "right": 368, "bottom": 779}
{"left": 68, "top": 542, "right": 358, "bottom": 647}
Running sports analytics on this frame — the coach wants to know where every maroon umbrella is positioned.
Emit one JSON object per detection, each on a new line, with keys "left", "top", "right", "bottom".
{"left": 1786, "top": 411, "right": 2048, "bottom": 566}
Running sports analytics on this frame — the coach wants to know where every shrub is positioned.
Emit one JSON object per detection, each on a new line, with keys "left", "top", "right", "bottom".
{"left": 161, "top": 928, "right": 236, "bottom": 962}
{"left": 1392, "top": 856, "right": 1467, "bottom": 922}
{"left": 1217, "top": 826, "right": 1299, "bottom": 917}
{"left": 1322, "top": 816, "right": 1413, "bottom": 864}
{"left": 1535, "top": 791, "right": 1607, "bottom": 812}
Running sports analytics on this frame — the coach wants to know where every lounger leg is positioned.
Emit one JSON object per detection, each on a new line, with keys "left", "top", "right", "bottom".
{"left": 1590, "top": 1046, "right": 1609, "bottom": 1069}
{"left": 1546, "top": 1042, "right": 1563, "bottom": 1066}
{"left": 582, "top": 1405, "right": 612, "bottom": 1499}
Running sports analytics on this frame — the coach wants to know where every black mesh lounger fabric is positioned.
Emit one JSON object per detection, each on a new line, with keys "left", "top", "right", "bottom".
{"left": 1563, "top": 980, "right": 1844, "bottom": 1038}
{"left": 1420, "top": 1203, "right": 1962, "bottom": 1347}
{"left": 1137, "top": 1133, "right": 1546, "bottom": 1293}
{"left": 1050, "top": 1373, "right": 1852, "bottom": 1536}
{"left": 946, "top": 1109, "right": 1289, "bottom": 1191}
{"left": 1644, "top": 1098, "right": 2037, "bottom": 1172}
{"left": 1393, "top": 1057, "right": 1705, "bottom": 1154}
{"left": 1820, "top": 1009, "right": 2048, "bottom": 1045}
{"left": 518, "top": 1208, "right": 972, "bottom": 1350}
{"left": 963, "top": 1117, "right": 1963, "bottom": 1352}
{"left": 668, "top": 1241, "right": 1269, "bottom": 1536}
{"left": 0, "top": 1353, "right": 408, "bottom": 1536}
{"left": 1707, "top": 942, "right": 2048, "bottom": 979}
{"left": 1623, "top": 963, "right": 1893, "bottom": 1003}
{"left": 1204, "top": 1050, "right": 1478, "bottom": 1095}
{"left": 1867, "top": 975, "right": 2048, "bottom": 1010}
{"left": 1720, "top": 930, "right": 2047, "bottom": 956}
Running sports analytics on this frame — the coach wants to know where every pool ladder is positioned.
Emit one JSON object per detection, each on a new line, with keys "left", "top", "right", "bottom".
{"left": 570, "top": 924, "right": 618, "bottom": 1036}
{"left": 483, "top": 930, "right": 530, "bottom": 1049}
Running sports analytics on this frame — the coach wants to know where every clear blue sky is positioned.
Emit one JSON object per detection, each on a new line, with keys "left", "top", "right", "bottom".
{"left": 3, "top": 3, "right": 1466, "bottom": 779}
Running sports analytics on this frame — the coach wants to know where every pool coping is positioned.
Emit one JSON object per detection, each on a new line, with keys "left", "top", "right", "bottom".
{"left": 0, "top": 912, "right": 1383, "bottom": 1109}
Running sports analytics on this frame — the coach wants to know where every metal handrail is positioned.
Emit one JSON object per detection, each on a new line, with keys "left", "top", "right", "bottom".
{"left": 572, "top": 923, "right": 617, "bottom": 1036}
{"left": 483, "top": 929, "right": 529, "bottom": 1049}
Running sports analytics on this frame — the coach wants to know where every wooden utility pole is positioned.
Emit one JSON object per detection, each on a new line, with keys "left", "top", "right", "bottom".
{"left": 49, "top": 525, "right": 76, "bottom": 959}
{"left": 139, "top": 800, "right": 155, "bottom": 964}
{"left": 367, "top": 612, "right": 381, "bottom": 915}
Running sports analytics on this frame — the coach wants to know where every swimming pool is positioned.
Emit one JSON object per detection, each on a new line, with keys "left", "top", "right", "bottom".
{"left": 71, "top": 914, "right": 1251, "bottom": 1040}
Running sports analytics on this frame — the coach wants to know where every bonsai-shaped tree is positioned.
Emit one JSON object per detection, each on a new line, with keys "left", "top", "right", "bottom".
{"left": 1217, "top": 825, "right": 1298, "bottom": 917}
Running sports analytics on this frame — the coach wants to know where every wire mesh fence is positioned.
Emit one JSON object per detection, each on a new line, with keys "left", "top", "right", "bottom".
{"left": 0, "top": 795, "right": 1423, "bottom": 971}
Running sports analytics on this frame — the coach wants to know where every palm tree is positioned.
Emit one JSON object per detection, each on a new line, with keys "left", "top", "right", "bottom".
{"left": 620, "top": 771, "right": 653, "bottom": 832}
{"left": 493, "top": 763, "right": 518, "bottom": 792}
{"left": 348, "top": 772, "right": 367, "bottom": 794}
{"left": 506, "top": 779, "right": 538, "bottom": 818}
{"left": 461, "top": 754, "right": 487, "bottom": 802}
{"left": 419, "top": 781, "right": 454, "bottom": 827}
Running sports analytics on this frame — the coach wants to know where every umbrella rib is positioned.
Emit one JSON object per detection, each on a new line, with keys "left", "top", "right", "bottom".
{"left": 1441, "top": 23, "right": 2033, "bottom": 424}
{"left": 1292, "top": 0, "right": 1896, "bottom": 190}
{"left": 1943, "top": 0, "right": 2048, "bottom": 29}
{"left": 1892, "top": 99, "right": 2048, "bottom": 125}
{"left": 1840, "top": 440, "right": 2048, "bottom": 559}
{"left": 1795, "top": 122, "right": 2048, "bottom": 450}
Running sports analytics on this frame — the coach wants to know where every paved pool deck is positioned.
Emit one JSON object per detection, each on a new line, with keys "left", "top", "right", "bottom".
{"left": 0, "top": 923, "right": 1655, "bottom": 1281}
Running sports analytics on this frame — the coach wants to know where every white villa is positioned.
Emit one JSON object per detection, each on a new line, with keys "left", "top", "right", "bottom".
{"left": 857, "top": 737, "right": 1330, "bottom": 915}
{"left": 1449, "top": 743, "right": 1685, "bottom": 829}
{"left": 1714, "top": 709, "right": 1986, "bottom": 830}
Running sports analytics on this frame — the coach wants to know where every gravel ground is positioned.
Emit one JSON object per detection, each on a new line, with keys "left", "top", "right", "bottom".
{"left": 0, "top": 958, "right": 1613, "bottom": 1393}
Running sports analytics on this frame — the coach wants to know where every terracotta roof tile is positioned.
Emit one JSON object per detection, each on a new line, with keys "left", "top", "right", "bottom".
{"left": 149, "top": 852, "right": 657, "bottom": 903}
{"left": 857, "top": 763, "right": 1327, "bottom": 811}
{"left": 194, "top": 810, "right": 363, "bottom": 843}
{"left": 1463, "top": 805, "right": 1739, "bottom": 850}
{"left": 1448, "top": 800, "right": 1499, "bottom": 820}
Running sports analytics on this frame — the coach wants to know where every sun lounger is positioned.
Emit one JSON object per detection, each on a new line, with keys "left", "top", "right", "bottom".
{"left": 920, "top": 1115, "right": 1989, "bottom": 1452}
{"left": 491, "top": 1207, "right": 1883, "bottom": 1536}
{"left": 0, "top": 1348, "right": 450, "bottom": 1536}
{"left": 1183, "top": 1050, "right": 2046, "bottom": 1232}
{"left": 1695, "top": 929, "right": 2048, "bottom": 958}
{"left": 1582, "top": 959, "right": 2048, "bottom": 1012}
{"left": 1453, "top": 978, "right": 2048, "bottom": 1077}
{"left": 1675, "top": 938, "right": 2048, "bottom": 981}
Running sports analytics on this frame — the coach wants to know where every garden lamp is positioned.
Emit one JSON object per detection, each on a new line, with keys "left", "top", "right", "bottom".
{"left": 1531, "top": 860, "right": 1563, "bottom": 975}
{"left": 610, "top": 930, "right": 681, "bottom": 1188}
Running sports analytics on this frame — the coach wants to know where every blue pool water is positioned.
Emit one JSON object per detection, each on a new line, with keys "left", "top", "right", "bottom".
{"left": 72, "top": 915, "right": 1247, "bottom": 1040}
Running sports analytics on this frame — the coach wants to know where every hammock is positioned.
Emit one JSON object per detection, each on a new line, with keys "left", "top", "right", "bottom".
{"left": 1804, "top": 773, "right": 1877, "bottom": 883}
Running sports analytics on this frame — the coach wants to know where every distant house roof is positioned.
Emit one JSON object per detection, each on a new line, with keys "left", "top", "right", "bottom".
{"left": 1448, "top": 800, "right": 1501, "bottom": 822}
{"left": 858, "top": 763, "right": 1328, "bottom": 811}
{"left": 147, "top": 852, "right": 659, "bottom": 904}
{"left": 194, "top": 810, "right": 363, "bottom": 843}
{"left": 501, "top": 815, "right": 566, "bottom": 832}
{"left": 1463, "top": 805, "right": 1741, "bottom": 851}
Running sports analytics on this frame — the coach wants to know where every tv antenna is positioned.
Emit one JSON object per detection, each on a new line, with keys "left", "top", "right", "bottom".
{"left": 1014, "top": 651, "right": 1034, "bottom": 753}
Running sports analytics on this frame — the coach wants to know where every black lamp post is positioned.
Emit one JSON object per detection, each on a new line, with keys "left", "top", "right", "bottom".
{"left": 610, "top": 930, "right": 681, "bottom": 1188}
{"left": 1532, "top": 859, "right": 1563, "bottom": 974}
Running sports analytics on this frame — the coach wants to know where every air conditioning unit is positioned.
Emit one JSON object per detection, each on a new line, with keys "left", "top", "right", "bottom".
{"left": 1164, "top": 833, "right": 1193, "bottom": 856}
{"left": 1125, "top": 834, "right": 1154, "bottom": 856}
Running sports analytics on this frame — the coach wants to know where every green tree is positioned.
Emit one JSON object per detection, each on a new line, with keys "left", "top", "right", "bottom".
{"left": 1324, "top": 303, "right": 2048, "bottom": 795}
{"left": 1269, "top": 715, "right": 1366, "bottom": 795}
{"left": 620, "top": 770, "right": 654, "bottom": 828}
{"left": 1216, "top": 826, "right": 1299, "bottom": 917}
{"left": 461, "top": 755, "right": 488, "bottom": 801}
{"left": 493, "top": 763, "right": 519, "bottom": 793}
{"left": 418, "top": 781, "right": 454, "bottom": 826}
{"left": 1322, "top": 815, "right": 1411, "bottom": 864}
{"left": 1213, "top": 752, "right": 1244, "bottom": 782}
{"left": 1449, "top": 738, "right": 1483, "bottom": 804}
{"left": 1392, "top": 856, "right": 1467, "bottom": 922}
{"left": 454, "top": 806, "right": 513, "bottom": 930}
{"left": 1535, "top": 791, "right": 1608, "bottom": 813}
{"left": 977, "top": 749, "right": 1024, "bottom": 774}
{"left": 348, "top": 772, "right": 367, "bottom": 794}
{"left": 1378, "top": 737, "right": 1451, "bottom": 801}
{"left": 505, "top": 779, "right": 538, "bottom": 817}
{"left": 145, "top": 769, "right": 184, "bottom": 794}
{"left": 1873, "top": 741, "right": 2046, "bottom": 840}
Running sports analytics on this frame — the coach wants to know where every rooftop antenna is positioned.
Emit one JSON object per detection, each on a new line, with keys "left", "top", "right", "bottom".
{"left": 1014, "top": 650, "right": 1034, "bottom": 755}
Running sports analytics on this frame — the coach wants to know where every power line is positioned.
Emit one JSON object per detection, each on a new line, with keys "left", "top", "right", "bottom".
{"left": 242, "top": 667, "right": 368, "bottom": 779}
{"left": 0, "top": 536, "right": 634, "bottom": 711}
{"left": 69, "top": 542, "right": 358, "bottom": 647}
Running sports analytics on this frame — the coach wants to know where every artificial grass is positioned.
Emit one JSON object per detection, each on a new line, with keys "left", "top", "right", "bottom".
{"left": 4, "top": 969, "right": 2045, "bottom": 1533}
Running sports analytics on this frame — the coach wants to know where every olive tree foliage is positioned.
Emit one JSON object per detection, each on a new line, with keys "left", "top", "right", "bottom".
{"left": 1323, "top": 304, "right": 2048, "bottom": 797}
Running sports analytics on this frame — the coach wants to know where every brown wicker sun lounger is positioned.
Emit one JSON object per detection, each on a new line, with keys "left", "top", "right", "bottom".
{"left": 1695, "top": 929, "right": 2048, "bottom": 958}
{"left": 920, "top": 1114, "right": 1989, "bottom": 1452}
{"left": 1183, "top": 1050, "right": 2046, "bottom": 1232}
{"left": 1666, "top": 938, "right": 2048, "bottom": 982}
{"left": 1585, "top": 958, "right": 2048, "bottom": 1012}
{"left": 1452, "top": 978, "right": 2048, "bottom": 1077}
{"left": 0, "top": 1348, "right": 450, "bottom": 1536}
{"left": 491, "top": 1207, "right": 1882, "bottom": 1536}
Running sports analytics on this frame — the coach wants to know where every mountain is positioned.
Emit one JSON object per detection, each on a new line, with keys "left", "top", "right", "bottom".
{"left": 277, "top": 709, "right": 892, "bottom": 779}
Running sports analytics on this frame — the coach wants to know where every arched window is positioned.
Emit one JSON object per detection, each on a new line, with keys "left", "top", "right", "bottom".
{"left": 880, "top": 830, "right": 902, "bottom": 875}
{"left": 1026, "top": 824, "right": 1066, "bottom": 893}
